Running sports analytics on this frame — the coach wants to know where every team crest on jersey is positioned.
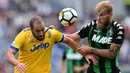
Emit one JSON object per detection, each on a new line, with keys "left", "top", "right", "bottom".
{"left": 109, "top": 30, "right": 113, "bottom": 36}
{"left": 48, "top": 31, "right": 51, "bottom": 38}
{"left": 30, "top": 36, "right": 35, "bottom": 43}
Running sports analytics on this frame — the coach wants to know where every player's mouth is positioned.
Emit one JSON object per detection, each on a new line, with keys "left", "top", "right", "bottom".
{"left": 98, "top": 20, "right": 102, "bottom": 24}
{"left": 39, "top": 36, "right": 44, "bottom": 40}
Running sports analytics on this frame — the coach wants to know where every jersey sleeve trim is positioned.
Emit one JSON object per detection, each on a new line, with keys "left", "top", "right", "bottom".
{"left": 10, "top": 45, "right": 19, "bottom": 51}
{"left": 59, "top": 34, "right": 64, "bottom": 42}
{"left": 55, "top": 34, "right": 64, "bottom": 43}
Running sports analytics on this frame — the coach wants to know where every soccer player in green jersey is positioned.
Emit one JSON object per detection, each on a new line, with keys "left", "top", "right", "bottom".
{"left": 67, "top": 1, "right": 124, "bottom": 73}
{"left": 61, "top": 48, "right": 89, "bottom": 73}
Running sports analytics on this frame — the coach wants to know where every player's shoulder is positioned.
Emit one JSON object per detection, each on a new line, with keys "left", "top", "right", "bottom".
{"left": 18, "top": 28, "right": 31, "bottom": 36}
{"left": 44, "top": 27, "right": 57, "bottom": 38}
{"left": 44, "top": 27, "right": 53, "bottom": 33}
{"left": 84, "top": 20, "right": 97, "bottom": 27}
{"left": 112, "top": 21, "right": 124, "bottom": 30}
{"left": 22, "top": 27, "right": 31, "bottom": 32}
{"left": 45, "top": 27, "right": 60, "bottom": 33}
{"left": 90, "top": 20, "right": 97, "bottom": 25}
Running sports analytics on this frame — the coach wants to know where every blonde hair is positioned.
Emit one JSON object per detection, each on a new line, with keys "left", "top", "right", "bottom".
{"left": 95, "top": 1, "right": 113, "bottom": 13}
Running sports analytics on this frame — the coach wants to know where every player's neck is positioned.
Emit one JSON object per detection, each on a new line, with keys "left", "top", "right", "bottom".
{"left": 97, "top": 20, "right": 112, "bottom": 29}
{"left": 104, "top": 21, "right": 112, "bottom": 29}
{"left": 32, "top": 31, "right": 44, "bottom": 41}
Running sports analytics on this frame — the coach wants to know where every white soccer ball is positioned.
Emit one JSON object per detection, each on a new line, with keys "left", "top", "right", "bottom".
{"left": 59, "top": 8, "right": 78, "bottom": 26}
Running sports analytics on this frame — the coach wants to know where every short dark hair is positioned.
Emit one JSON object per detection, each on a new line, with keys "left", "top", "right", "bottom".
{"left": 29, "top": 16, "right": 43, "bottom": 28}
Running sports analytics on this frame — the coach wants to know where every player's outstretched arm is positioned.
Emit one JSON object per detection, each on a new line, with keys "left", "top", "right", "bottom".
{"left": 64, "top": 33, "right": 81, "bottom": 41}
{"left": 5, "top": 48, "right": 26, "bottom": 73}
{"left": 74, "top": 64, "right": 89, "bottom": 72}
{"left": 61, "top": 59, "right": 65, "bottom": 73}
{"left": 78, "top": 43, "right": 121, "bottom": 59}
{"left": 63, "top": 35, "right": 80, "bottom": 51}
{"left": 90, "top": 43, "right": 121, "bottom": 59}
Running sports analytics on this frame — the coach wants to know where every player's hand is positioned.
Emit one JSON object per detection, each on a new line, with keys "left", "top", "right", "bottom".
{"left": 77, "top": 45, "right": 91, "bottom": 56}
{"left": 85, "top": 54, "right": 98, "bottom": 65}
{"left": 74, "top": 66, "right": 82, "bottom": 72}
{"left": 49, "top": 25, "right": 55, "bottom": 29}
{"left": 16, "top": 63, "right": 26, "bottom": 73}
{"left": 74, "top": 64, "right": 89, "bottom": 72}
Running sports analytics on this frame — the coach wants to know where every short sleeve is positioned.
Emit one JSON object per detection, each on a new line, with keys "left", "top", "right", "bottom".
{"left": 77, "top": 20, "right": 95, "bottom": 38}
{"left": 51, "top": 29, "right": 64, "bottom": 43}
{"left": 111, "top": 25, "right": 125, "bottom": 44}
{"left": 10, "top": 30, "right": 25, "bottom": 51}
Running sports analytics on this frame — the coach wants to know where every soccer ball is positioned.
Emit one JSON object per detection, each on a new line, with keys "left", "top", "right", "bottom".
{"left": 59, "top": 8, "right": 78, "bottom": 26}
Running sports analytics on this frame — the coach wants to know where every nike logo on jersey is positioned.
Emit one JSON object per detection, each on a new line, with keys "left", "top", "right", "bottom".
{"left": 92, "top": 34, "right": 112, "bottom": 44}
{"left": 30, "top": 42, "right": 49, "bottom": 52}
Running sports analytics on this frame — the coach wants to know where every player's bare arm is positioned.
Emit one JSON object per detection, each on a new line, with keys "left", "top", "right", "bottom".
{"left": 5, "top": 48, "right": 18, "bottom": 66}
{"left": 63, "top": 35, "right": 80, "bottom": 51}
{"left": 65, "top": 33, "right": 98, "bottom": 64}
{"left": 74, "top": 63, "right": 89, "bottom": 72}
{"left": 64, "top": 33, "right": 81, "bottom": 41}
{"left": 61, "top": 59, "right": 65, "bottom": 73}
{"left": 49, "top": 25, "right": 81, "bottom": 42}
{"left": 6, "top": 49, "right": 26, "bottom": 73}
{"left": 78, "top": 43, "right": 121, "bottom": 59}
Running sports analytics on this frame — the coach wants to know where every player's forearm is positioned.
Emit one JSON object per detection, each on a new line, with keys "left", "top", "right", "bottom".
{"left": 64, "top": 34, "right": 80, "bottom": 42}
{"left": 66, "top": 38, "right": 80, "bottom": 51}
{"left": 5, "top": 52, "right": 19, "bottom": 66}
{"left": 90, "top": 48, "right": 116, "bottom": 59}
{"left": 89, "top": 43, "right": 121, "bottom": 59}
{"left": 80, "top": 64, "right": 89, "bottom": 71}
{"left": 61, "top": 60, "right": 65, "bottom": 73}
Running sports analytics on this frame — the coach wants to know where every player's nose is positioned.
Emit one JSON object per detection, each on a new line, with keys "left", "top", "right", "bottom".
{"left": 39, "top": 31, "right": 44, "bottom": 36}
{"left": 97, "top": 16, "right": 101, "bottom": 20}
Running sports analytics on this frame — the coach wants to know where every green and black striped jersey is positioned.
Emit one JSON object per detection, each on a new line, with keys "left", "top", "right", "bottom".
{"left": 63, "top": 48, "right": 87, "bottom": 73}
{"left": 77, "top": 20, "right": 125, "bottom": 73}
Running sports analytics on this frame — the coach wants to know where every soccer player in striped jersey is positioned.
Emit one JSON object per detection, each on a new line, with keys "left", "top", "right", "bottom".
{"left": 67, "top": 1, "right": 125, "bottom": 73}
{"left": 61, "top": 48, "right": 88, "bottom": 73}
{"left": 5, "top": 16, "right": 79, "bottom": 73}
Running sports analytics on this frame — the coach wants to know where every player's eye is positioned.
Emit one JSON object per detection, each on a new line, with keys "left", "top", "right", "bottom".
{"left": 42, "top": 28, "right": 45, "bottom": 32}
{"left": 99, "top": 13, "right": 105, "bottom": 16}
{"left": 36, "top": 30, "right": 40, "bottom": 32}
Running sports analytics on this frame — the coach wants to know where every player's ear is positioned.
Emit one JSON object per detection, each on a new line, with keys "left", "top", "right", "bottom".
{"left": 30, "top": 27, "right": 33, "bottom": 31}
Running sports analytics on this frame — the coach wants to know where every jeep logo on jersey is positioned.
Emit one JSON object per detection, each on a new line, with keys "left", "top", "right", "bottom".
{"left": 92, "top": 34, "right": 112, "bottom": 44}
{"left": 30, "top": 42, "right": 49, "bottom": 52}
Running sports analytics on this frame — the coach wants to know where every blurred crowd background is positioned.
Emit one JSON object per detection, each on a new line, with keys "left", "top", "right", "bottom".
{"left": 0, "top": 0, "right": 130, "bottom": 73}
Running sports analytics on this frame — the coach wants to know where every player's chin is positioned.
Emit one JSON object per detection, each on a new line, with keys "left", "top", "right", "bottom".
{"left": 38, "top": 37, "right": 44, "bottom": 40}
